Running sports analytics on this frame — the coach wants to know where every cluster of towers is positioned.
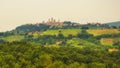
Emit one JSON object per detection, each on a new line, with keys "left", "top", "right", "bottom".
{"left": 47, "top": 17, "right": 60, "bottom": 23}
{"left": 44, "top": 17, "right": 64, "bottom": 27}
{"left": 35, "top": 17, "right": 80, "bottom": 27}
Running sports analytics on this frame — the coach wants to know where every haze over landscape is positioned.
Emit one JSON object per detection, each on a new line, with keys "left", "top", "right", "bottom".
{"left": 0, "top": 0, "right": 120, "bottom": 67}
{"left": 0, "top": 0, "right": 120, "bottom": 32}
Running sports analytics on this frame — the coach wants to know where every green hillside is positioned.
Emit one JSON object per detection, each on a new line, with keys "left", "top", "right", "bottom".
{"left": 66, "top": 38, "right": 96, "bottom": 47}
{"left": 0, "top": 35, "right": 24, "bottom": 42}
{"left": 0, "top": 25, "right": 120, "bottom": 68}
{"left": 28, "top": 29, "right": 81, "bottom": 37}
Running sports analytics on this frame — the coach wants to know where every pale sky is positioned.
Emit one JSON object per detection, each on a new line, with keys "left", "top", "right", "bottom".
{"left": 0, "top": 0, "right": 120, "bottom": 32}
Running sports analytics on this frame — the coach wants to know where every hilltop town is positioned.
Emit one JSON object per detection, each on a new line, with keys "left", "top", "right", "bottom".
{"left": 35, "top": 18, "right": 80, "bottom": 27}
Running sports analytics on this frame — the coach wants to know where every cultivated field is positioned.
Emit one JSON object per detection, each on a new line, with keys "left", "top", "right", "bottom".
{"left": 87, "top": 29, "right": 120, "bottom": 36}
{"left": 100, "top": 38, "right": 120, "bottom": 46}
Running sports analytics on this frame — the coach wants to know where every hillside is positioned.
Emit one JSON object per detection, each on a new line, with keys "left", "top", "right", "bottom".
{"left": 0, "top": 22, "right": 120, "bottom": 68}
{"left": 14, "top": 21, "right": 80, "bottom": 33}
{"left": 105, "top": 21, "right": 120, "bottom": 27}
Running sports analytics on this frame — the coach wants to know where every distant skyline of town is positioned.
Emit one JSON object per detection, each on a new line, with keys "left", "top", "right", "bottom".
{"left": 0, "top": 17, "right": 120, "bottom": 32}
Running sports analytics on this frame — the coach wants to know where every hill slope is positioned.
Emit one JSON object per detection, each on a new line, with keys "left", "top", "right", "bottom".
{"left": 105, "top": 21, "right": 120, "bottom": 27}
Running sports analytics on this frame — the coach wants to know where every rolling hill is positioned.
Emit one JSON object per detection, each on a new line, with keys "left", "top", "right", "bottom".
{"left": 105, "top": 21, "right": 120, "bottom": 27}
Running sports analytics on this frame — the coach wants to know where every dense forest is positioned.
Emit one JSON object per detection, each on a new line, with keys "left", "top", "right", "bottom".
{"left": 0, "top": 42, "right": 120, "bottom": 68}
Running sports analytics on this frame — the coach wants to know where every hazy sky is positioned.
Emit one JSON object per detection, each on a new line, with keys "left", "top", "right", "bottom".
{"left": 0, "top": 0, "right": 120, "bottom": 32}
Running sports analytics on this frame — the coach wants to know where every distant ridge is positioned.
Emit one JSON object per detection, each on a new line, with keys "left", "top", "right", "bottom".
{"left": 14, "top": 18, "right": 80, "bottom": 33}
{"left": 105, "top": 21, "right": 120, "bottom": 27}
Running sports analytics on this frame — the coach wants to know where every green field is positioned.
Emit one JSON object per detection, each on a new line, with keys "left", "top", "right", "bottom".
{"left": 42, "top": 29, "right": 81, "bottom": 37}
{"left": 0, "top": 35, "right": 24, "bottom": 42}
{"left": 66, "top": 38, "right": 96, "bottom": 47}
{"left": 28, "top": 29, "right": 81, "bottom": 37}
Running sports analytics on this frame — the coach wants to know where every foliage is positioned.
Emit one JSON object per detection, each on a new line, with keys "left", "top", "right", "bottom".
{"left": 16, "top": 24, "right": 50, "bottom": 33}
{"left": 0, "top": 42, "right": 120, "bottom": 68}
{"left": 0, "top": 28, "right": 120, "bottom": 68}
{"left": 0, "top": 35, "right": 24, "bottom": 42}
